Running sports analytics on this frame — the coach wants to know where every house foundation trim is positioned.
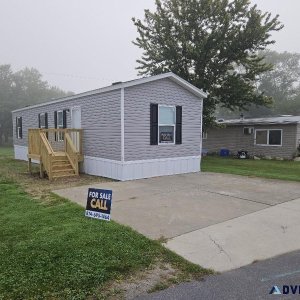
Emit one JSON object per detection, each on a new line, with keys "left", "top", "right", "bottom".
{"left": 14, "top": 145, "right": 200, "bottom": 181}
{"left": 84, "top": 155, "right": 200, "bottom": 181}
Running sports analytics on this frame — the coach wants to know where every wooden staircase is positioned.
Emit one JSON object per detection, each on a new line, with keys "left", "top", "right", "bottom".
{"left": 28, "top": 129, "right": 83, "bottom": 180}
{"left": 52, "top": 153, "right": 77, "bottom": 179}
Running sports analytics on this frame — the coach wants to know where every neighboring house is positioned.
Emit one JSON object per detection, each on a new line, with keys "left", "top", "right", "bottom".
{"left": 12, "top": 72, "right": 207, "bottom": 180}
{"left": 203, "top": 116, "right": 300, "bottom": 159}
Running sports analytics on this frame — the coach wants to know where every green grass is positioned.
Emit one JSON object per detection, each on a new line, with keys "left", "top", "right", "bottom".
{"left": 0, "top": 147, "right": 211, "bottom": 299}
{"left": 202, "top": 156, "right": 300, "bottom": 182}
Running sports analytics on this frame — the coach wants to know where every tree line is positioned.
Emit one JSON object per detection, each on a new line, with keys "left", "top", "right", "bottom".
{"left": 0, "top": 65, "right": 72, "bottom": 145}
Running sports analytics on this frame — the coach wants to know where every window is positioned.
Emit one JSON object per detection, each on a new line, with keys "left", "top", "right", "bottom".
{"left": 54, "top": 110, "right": 67, "bottom": 141}
{"left": 255, "top": 129, "right": 282, "bottom": 146}
{"left": 158, "top": 105, "right": 176, "bottom": 144}
{"left": 16, "top": 117, "right": 22, "bottom": 139}
{"left": 57, "top": 111, "right": 64, "bottom": 128}
{"left": 38, "top": 113, "right": 48, "bottom": 129}
{"left": 243, "top": 127, "right": 254, "bottom": 135}
{"left": 202, "top": 131, "right": 208, "bottom": 139}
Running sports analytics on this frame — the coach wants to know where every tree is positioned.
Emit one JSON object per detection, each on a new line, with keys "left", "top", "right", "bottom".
{"left": 0, "top": 65, "right": 72, "bottom": 145}
{"left": 132, "top": 0, "right": 283, "bottom": 127}
{"left": 216, "top": 50, "right": 300, "bottom": 118}
{"left": 259, "top": 51, "right": 300, "bottom": 101}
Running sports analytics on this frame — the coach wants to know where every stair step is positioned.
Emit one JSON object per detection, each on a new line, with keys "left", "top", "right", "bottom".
{"left": 52, "top": 168, "right": 75, "bottom": 174}
{"left": 52, "top": 160, "right": 70, "bottom": 165}
{"left": 52, "top": 164, "right": 72, "bottom": 171}
{"left": 52, "top": 166, "right": 73, "bottom": 172}
{"left": 53, "top": 173, "right": 78, "bottom": 179}
{"left": 53, "top": 156, "right": 68, "bottom": 161}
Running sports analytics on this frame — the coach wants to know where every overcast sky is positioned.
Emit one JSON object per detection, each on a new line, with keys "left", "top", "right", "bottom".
{"left": 0, "top": 0, "right": 299, "bottom": 93}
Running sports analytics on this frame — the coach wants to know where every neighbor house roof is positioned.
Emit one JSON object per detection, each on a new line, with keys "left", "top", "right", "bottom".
{"left": 12, "top": 72, "right": 207, "bottom": 113}
{"left": 218, "top": 116, "right": 300, "bottom": 126}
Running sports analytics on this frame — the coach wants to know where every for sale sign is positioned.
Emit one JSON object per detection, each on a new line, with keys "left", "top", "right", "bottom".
{"left": 85, "top": 188, "right": 112, "bottom": 221}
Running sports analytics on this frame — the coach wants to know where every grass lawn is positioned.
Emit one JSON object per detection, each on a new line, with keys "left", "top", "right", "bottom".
{"left": 202, "top": 156, "right": 300, "bottom": 182}
{"left": 0, "top": 147, "right": 211, "bottom": 299}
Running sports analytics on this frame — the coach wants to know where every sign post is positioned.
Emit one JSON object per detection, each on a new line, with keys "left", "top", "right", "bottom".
{"left": 85, "top": 188, "right": 112, "bottom": 221}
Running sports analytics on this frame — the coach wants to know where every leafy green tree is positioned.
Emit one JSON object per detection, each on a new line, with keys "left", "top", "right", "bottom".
{"left": 0, "top": 65, "right": 72, "bottom": 145}
{"left": 259, "top": 51, "right": 300, "bottom": 101}
{"left": 132, "top": 0, "right": 283, "bottom": 127}
{"left": 217, "top": 51, "right": 300, "bottom": 118}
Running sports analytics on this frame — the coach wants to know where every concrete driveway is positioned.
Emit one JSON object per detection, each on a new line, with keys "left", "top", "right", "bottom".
{"left": 53, "top": 172, "right": 300, "bottom": 272}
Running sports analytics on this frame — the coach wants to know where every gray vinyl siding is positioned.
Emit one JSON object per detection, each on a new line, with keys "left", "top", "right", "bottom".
{"left": 124, "top": 78, "right": 202, "bottom": 161}
{"left": 12, "top": 90, "right": 121, "bottom": 161}
{"left": 203, "top": 124, "right": 298, "bottom": 159}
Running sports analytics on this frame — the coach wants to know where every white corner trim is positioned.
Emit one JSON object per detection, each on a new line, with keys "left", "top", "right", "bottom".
{"left": 199, "top": 99, "right": 203, "bottom": 170}
{"left": 121, "top": 87, "right": 125, "bottom": 162}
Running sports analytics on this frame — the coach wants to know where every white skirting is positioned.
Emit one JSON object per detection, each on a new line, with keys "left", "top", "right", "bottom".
{"left": 14, "top": 145, "right": 29, "bottom": 161}
{"left": 84, "top": 155, "right": 200, "bottom": 181}
{"left": 14, "top": 145, "right": 201, "bottom": 181}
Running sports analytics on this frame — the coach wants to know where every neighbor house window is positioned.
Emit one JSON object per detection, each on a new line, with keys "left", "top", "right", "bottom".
{"left": 202, "top": 131, "right": 208, "bottom": 139}
{"left": 243, "top": 127, "right": 254, "bottom": 135}
{"left": 158, "top": 105, "right": 176, "bottom": 144}
{"left": 16, "top": 117, "right": 22, "bottom": 139}
{"left": 255, "top": 129, "right": 282, "bottom": 146}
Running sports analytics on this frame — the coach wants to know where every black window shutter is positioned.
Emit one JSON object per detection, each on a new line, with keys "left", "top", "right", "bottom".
{"left": 176, "top": 106, "right": 182, "bottom": 144}
{"left": 44, "top": 113, "right": 48, "bottom": 138}
{"left": 38, "top": 114, "right": 41, "bottom": 128}
{"left": 150, "top": 103, "right": 158, "bottom": 145}
{"left": 54, "top": 111, "right": 57, "bottom": 141}
{"left": 19, "top": 117, "right": 22, "bottom": 139}
{"left": 54, "top": 111, "right": 57, "bottom": 128}
{"left": 45, "top": 113, "right": 48, "bottom": 129}
{"left": 63, "top": 110, "right": 67, "bottom": 128}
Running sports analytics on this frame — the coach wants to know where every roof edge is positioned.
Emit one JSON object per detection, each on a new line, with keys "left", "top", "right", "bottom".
{"left": 12, "top": 72, "right": 207, "bottom": 113}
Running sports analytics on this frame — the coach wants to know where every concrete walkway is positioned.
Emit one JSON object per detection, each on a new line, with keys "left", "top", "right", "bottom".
{"left": 53, "top": 172, "right": 300, "bottom": 272}
{"left": 166, "top": 198, "right": 300, "bottom": 272}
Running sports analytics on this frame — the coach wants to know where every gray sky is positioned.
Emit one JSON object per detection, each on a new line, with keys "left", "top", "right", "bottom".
{"left": 0, "top": 0, "right": 299, "bottom": 93}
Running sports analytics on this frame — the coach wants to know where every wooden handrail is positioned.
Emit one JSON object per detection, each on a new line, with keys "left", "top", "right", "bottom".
{"left": 39, "top": 132, "right": 53, "bottom": 179}
{"left": 40, "top": 132, "right": 53, "bottom": 154}
{"left": 65, "top": 132, "right": 79, "bottom": 175}
{"left": 65, "top": 133, "right": 78, "bottom": 153}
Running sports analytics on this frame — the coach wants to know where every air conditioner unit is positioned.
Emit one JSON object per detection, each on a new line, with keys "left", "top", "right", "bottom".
{"left": 243, "top": 127, "right": 254, "bottom": 135}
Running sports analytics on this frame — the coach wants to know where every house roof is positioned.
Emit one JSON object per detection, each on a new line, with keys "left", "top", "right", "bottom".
{"left": 12, "top": 72, "right": 207, "bottom": 113}
{"left": 218, "top": 116, "right": 300, "bottom": 126}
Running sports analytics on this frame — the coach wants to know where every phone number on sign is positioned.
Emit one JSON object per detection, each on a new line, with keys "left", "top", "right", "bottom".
{"left": 85, "top": 210, "right": 110, "bottom": 221}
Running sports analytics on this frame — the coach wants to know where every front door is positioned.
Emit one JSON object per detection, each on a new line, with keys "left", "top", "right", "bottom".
{"left": 71, "top": 106, "right": 81, "bottom": 151}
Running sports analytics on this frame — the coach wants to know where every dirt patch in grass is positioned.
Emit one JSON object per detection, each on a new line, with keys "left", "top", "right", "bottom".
{"left": 96, "top": 262, "right": 176, "bottom": 299}
{"left": 95, "top": 259, "right": 207, "bottom": 300}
